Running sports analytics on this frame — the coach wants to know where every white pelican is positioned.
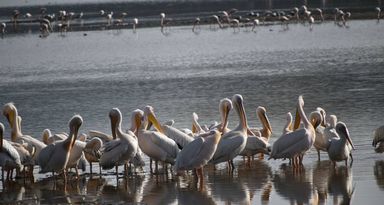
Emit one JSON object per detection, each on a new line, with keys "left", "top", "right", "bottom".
{"left": 192, "top": 17, "right": 200, "bottom": 32}
{"left": 372, "top": 125, "right": 384, "bottom": 153}
{"left": 1, "top": 23, "right": 6, "bottom": 38}
{"left": 210, "top": 98, "right": 233, "bottom": 135}
{"left": 282, "top": 112, "right": 293, "bottom": 135}
{"left": 327, "top": 122, "right": 355, "bottom": 167}
{"left": 209, "top": 94, "right": 249, "bottom": 171}
{"left": 376, "top": 7, "right": 381, "bottom": 20}
{"left": 269, "top": 96, "right": 316, "bottom": 167}
{"left": 3, "top": 103, "right": 46, "bottom": 164}
{"left": 249, "top": 106, "right": 273, "bottom": 142}
{"left": 174, "top": 130, "right": 221, "bottom": 185}
{"left": 83, "top": 137, "right": 103, "bottom": 174}
{"left": 41, "top": 128, "right": 67, "bottom": 145}
{"left": 0, "top": 123, "right": 23, "bottom": 180}
{"left": 37, "top": 115, "right": 83, "bottom": 181}
{"left": 311, "top": 110, "right": 330, "bottom": 160}
{"left": 99, "top": 108, "right": 138, "bottom": 177}
{"left": 66, "top": 133, "right": 88, "bottom": 178}
{"left": 189, "top": 112, "right": 205, "bottom": 137}
{"left": 136, "top": 106, "right": 180, "bottom": 173}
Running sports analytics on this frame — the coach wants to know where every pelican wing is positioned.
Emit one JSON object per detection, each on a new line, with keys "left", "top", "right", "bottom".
{"left": 130, "top": 147, "right": 145, "bottom": 167}
{"left": 99, "top": 139, "right": 128, "bottom": 169}
{"left": 1, "top": 140, "right": 22, "bottom": 166}
{"left": 174, "top": 137, "right": 205, "bottom": 171}
{"left": 89, "top": 130, "right": 113, "bottom": 142}
{"left": 270, "top": 129, "right": 312, "bottom": 159}
{"left": 38, "top": 143, "right": 55, "bottom": 171}
{"left": 163, "top": 125, "right": 194, "bottom": 148}
{"left": 210, "top": 134, "right": 245, "bottom": 164}
{"left": 149, "top": 131, "right": 180, "bottom": 159}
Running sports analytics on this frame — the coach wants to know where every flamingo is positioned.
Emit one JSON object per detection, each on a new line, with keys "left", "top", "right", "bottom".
{"left": 37, "top": 115, "right": 83, "bottom": 181}
{"left": 99, "top": 108, "right": 138, "bottom": 177}
{"left": 209, "top": 94, "right": 249, "bottom": 171}
{"left": 269, "top": 96, "right": 316, "bottom": 167}
{"left": 174, "top": 130, "right": 221, "bottom": 187}
{"left": 0, "top": 123, "right": 23, "bottom": 180}
{"left": 136, "top": 106, "right": 180, "bottom": 174}
{"left": 327, "top": 122, "right": 355, "bottom": 167}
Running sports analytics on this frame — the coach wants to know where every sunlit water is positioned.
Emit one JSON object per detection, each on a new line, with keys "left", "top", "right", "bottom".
{"left": 1, "top": 20, "right": 384, "bottom": 204}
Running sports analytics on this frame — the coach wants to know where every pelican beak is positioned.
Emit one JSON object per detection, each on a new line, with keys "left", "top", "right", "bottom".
{"left": 220, "top": 106, "right": 230, "bottom": 132}
{"left": 110, "top": 116, "right": 117, "bottom": 139}
{"left": 135, "top": 114, "right": 142, "bottom": 135}
{"left": 262, "top": 112, "right": 272, "bottom": 133}
{"left": 148, "top": 112, "right": 164, "bottom": 134}
{"left": 192, "top": 124, "right": 197, "bottom": 134}
{"left": 345, "top": 131, "right": 355, "bottom": 150}
{"left": 293, "top": 107, "right": 301, "bottom": 130}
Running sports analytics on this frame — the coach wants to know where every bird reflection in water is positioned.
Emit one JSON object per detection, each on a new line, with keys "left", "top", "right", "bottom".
{"left": 374, "top": 160, "right": 384, "bottom": 190}
{"left": 327, "top": 166, "right": 355, "bottom": 205}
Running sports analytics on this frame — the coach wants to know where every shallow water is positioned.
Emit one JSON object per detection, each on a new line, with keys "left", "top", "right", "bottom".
{"left": 1, "top": 20, "right": 384, "bottom": 204}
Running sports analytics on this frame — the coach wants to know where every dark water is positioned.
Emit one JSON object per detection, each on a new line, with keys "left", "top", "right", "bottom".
{"left": 1, "top": 19, "right": 384, "bottom": 204}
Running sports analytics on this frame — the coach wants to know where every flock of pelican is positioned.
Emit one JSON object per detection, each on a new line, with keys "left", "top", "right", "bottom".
{"left": 1, "top": 94, "right": 370, "bottom": 186}
{"left": 0, "top": 5, "right": 382, "bottom": 38}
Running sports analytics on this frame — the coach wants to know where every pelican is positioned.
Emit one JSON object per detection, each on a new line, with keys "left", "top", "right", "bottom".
{"left": 174, "top": 130, "right": 221, "bottom": 185}
{"left": 66, "top": 133, "right": 88, "bottom": 178}
{"left": 282, "top": 112, "right": 293, "bottom": 135}
{"left": 191, "top": 112, "right": 205, "bottom": 136}
{"left": 249, "top": 106, "right": 273, "bottom": 142}
{"left": 38, "top": 115, "right": 83, "bottom": 181}
{"left": 160, "top": 13, "right": 172, "bottom": 33}
{"left": 311, "top": 110, "right": 331, "bottom": 160}
{"left": 41, "top": 128, "right": 67, "bottom": 145}
{"left": 192, "top": 17, "right": 200, "bottom": 32}
{"left": 269, "top": 96, "right": 316, "bottom": 167}
{"left": 106, "top": 12, "right": 113, "bottom": 25}
{"left": 83, "top": 137, "right": 103, "bottom": 175}
{"left": 3, "top": 103, "right": 46, "bottom": 165}
{"left": 210, "top": 98, "right": 233, "bottom": 135}
{"left": 0, "top": 123, "right": 23, "bottom": 180}
{"left": 99, "top": 108, "right": 138, "bottom": 177}
{"left": 327, "top": 122, "right": 355, "bottom": 167}
{"left": 372, "top": 125, "right": 384, "bottom": 153}
{"left": 136, "top": 106, "right": 180, "bottom": 173}
{"left": 148, "top": 107, "right": 194, "bottom": 149}
{"left": 376, "top": 7, "right": 381, "bottom": 20}
{"left": 209, "top": 94, "right": 249, "bottom": 171}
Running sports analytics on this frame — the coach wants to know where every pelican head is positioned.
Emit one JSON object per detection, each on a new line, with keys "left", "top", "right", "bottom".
{"left": 78, "top": 133, "right": 87, "bottom": 142}
{"left": 68, "top": 115, "right": 83, "bottom": 149}
{"left": 316, "top": 107, "right": 326, "bottom": 126}
{"left": 232, "top": 94, "right": 248, "bottom": 130}
{"left": 336, "top": 122, "right": 355, "bottom": 150}
{"left": 219, "top": 98, "right": 233, "bottom": 131}
{"left": 144, "top": 106, "right": 164, "bottom": 134}
{"left": 286, "top": 112, "right": 293, "bottom": 131}
{"left": 256, "top": 106, "right": 272, "bottom": 133}
{"left": 301, "top": 5, "right": 307, "bottom": 11}
{"left": 42, "top": 128, "right": 52, "bottom": 144}
{"left": 2, "top": 102, "right": 18, "bottom": 127}
{"left": 328, "top": 115, "right": 337, "bottom": 128}
{"left": 131, "top": 109, "right": 144, "bottom": 133}
{"left": 109, "top": 108, "right": 122, "bottom": 139}
{"left": 297, "top": 95, "right": 304, "bottom": 108}
{"left": 309, "top": 110, "right": 322, "bottom": 129}
{"left": 192, "top": 112, "right": 200, "bottom": 133}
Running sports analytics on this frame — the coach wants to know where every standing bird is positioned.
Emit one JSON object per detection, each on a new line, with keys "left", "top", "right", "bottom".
{"left": 376, "top": 7, "right": 381, "bottom": 21}
{"left": 0, "top": 123, "right": 23, "bottom": 180}
{"left": 1, "top": 23, "right": 5, "bottom": 38}
{"left": 38, "top": 115, "right": 83, "bottom": 181}
{"left": 309, "top": 15, "right": 315, "bottom": 30}
{"left": 192, "top": 17, "right": 200, "bottom": 33}
{"left": 252, "top": 19, "right": 259, "bottom": 32}
{"left": 132, "top": 18, "right": 139, "bottom": 32}
{"left": 250, "top": 106, "right": 273, "bottom": 142}
{"left": 83, "top": 137, "right": 103, "bottom": 175}
{"left": 99, "top": 108, "right": 138, "bottom": 177}
{"left": 160, "top": 13, "right": 172, "bottom": 33}
{"left": 211, "top": 15, "right": 222, "bottom": 29}
{"left": 269, "top": 96, "right": 316, "bottom": 167}
{"left": 209, "top": 98, "right": 233, "bottom": 135}
{"left": 327, "top": 122, "right": 355, "bottom": 167}
{"left": 315, "top": 8, "right": 324, "bottom": 22}
{"left": 136, "top": 106, "right": 180, "bottom": 174}
{"left": 209, "top": 94, "right": 249, "bottom": 171}
{"left": 174, "top": 130, "right": 221, "bottom": 187}
{"left": 292, "top": 7, "right": 299, "bottom": 22}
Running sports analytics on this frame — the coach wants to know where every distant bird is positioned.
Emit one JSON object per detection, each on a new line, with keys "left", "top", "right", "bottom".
{"left": 292, "top": 7, "right": 299, "bottom": 22}
{"left": 327, "top": 122, "right": 355, "bottom": 167}
{"left": 192, "top": 17, "right": 200, "bottom": 32}
{"left": 376, "top": 7, "right": 381, "bottom": 21}
{"left": 252, "top": 19, "right": 259, "bottom": 31}
{"left": 132, "top": 18, "right": 139, "bottom": 32}
{"left": 38, "top": 115, "right": 83, "bottom": 181}
{"left": 100, "top": 10, "right": 105, "bottom": 16}
{"left": 0, "top": 123, "right": 23, "bottom": 180}
{"left": 0, "top": 23, "right": 5, "bottom": 38}
{"left": 107, "top": 12, "right": 113, "bottom": 25}
{"left": 309, "top": 15, "right": 315, "bottom": 30}
{"left": 279, "top": 15, "right": 290, "bottom": 29}
{"left": 12, "top": 10, "right": 20, "bottom": 24}
{"left": 315, "top": 8, "right": 324, "bottom": 22}
{"left": 24, "top": 13, "right": 32, "bottom": 19}
{"left": 211, "top": 15, "right": 222, "bottom": 29}
{"left": 160, "top": 13, "right": 172, "bottom": 33}
{"left": 269, "top": 96, "right": 316, "bottom": 168}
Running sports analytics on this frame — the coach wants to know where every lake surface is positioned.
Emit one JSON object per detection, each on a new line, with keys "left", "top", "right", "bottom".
{"left": 1, "top": 19, "right": 384, "bottom": 204}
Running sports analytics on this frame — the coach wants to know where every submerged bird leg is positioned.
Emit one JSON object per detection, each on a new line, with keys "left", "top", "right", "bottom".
{"left": 155, "top": 161, "right": 159, "bottom": 175}
{"left": 317, "top": 150, "right": 321, "bottom": 161}
{"left": 99, "top": 164, "right": 102, "bottom": 175}
{"left": 90, "top": 162, "right": 93, "bottom": 175}
{"left": 247, "top": 155, "right": 251, "bottom": 167}
{"left": 230, "top": 160, "right": 235, "bottom": 172}
{"left": 115, "top": 165, "right": 119, "bottom": 178}
{"left": 150, "top": 158, "right": 153, "bottom": 174}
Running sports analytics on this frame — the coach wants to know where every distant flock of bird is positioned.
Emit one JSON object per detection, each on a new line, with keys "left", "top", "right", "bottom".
{"left": 2, "top": 94, "right": 383, "bottom": 185}
{"left": 0, "top": 5, "right": 383, "bottom": 38}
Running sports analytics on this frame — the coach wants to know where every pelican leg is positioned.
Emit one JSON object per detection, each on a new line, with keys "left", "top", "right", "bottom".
{"left": 230, "top": 160, "right": 235, "bottom": 172}
{"left": 247, "top": 156, "right": 251, "bottom": 167}
{"left": 75, "top": 167, "right": 79, "bottom": 179}
{"left": 99, "top": 164, "right": 102, "bottom": 175}
{"left": 155, "top": 161, "right": 159, "bottom": 175}
{"left": 150, "top": 158, "right": 153, "bottom": 174}
{"left": 1, "top": 168, "right": 4, "bottom": 181}
{"left": 90, "top": 162, "right": 93, "bottom": 175}
{"left": 317, "top": 150, "right": 321, "bottom": 161}
{"left": 115, "top": 165, "right": 119, "bottom": 178}
{"left": 63, "top": 169, "right": 67, "bottom": 183}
